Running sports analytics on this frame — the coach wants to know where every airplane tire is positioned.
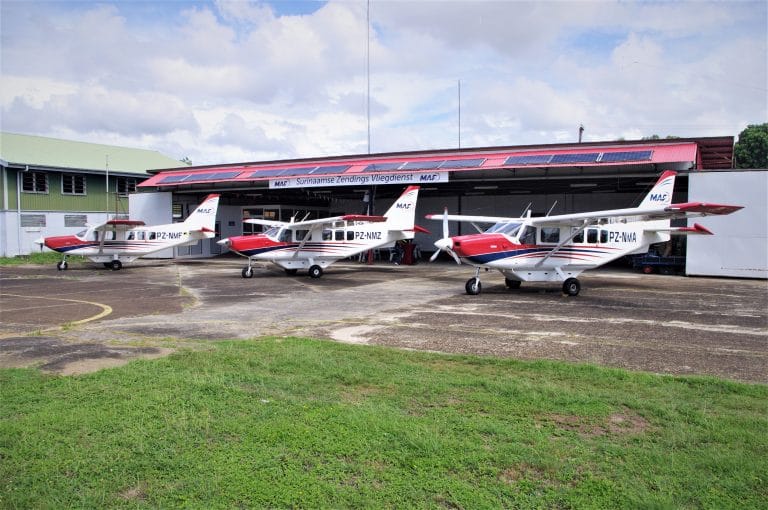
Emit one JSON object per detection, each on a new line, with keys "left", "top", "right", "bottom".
{"left": 284, "top": 269, "right": 298, "bottom": 276}
{"left": 242, "top": 267, "right": 254, "bottom": 278}
{"left": 308, "top": 265, "right": 323, "bottom": 279}
{"left": 562, "top": 278, "right": 580, "bottom": 297}
{"left": 505, "top": 278, "right": 521, "bottom": 289}
{"left": 465, "top": 277, "right": 482, "bottom": 295}
{"left": 57, "top": 261, "right": 68, "bottom": 271}
{"left": 110, "top": 260, "right": 123, "bottom": 271}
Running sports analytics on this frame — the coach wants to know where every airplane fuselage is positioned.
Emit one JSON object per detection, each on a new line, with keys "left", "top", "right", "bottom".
{"left": 42, "top": 225, "right": 203, "bottom": 263}
{"left": 227, "top": 220, "right": 412, "bottom": 270}
{"left": 452, "top": 221, "right": 667, "bottom": 282}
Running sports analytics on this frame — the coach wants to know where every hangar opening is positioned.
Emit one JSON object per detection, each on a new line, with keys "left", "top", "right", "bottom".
{"left": 132, "top": 135, "right": 764, "bottom": 278}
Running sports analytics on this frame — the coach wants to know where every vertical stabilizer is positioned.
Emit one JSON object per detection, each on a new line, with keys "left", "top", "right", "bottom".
{"left": 383, "top": 186, "right": 420, "bottom": 231}
{"left": 639, "top": 171, "right": 676, "bottom": 210}
{"left": 184, "top": 194, "right": 220, "bottom": 233}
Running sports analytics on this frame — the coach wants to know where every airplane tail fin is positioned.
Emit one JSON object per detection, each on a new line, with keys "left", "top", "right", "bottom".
{"left": 383, "top": 186, "right": 420, "bottom": 232}
{"left": 638, "top": 171, "right": 676, "bottom": 210}
{"left": 184, "top": 194, "right": 220, "bottom": 236}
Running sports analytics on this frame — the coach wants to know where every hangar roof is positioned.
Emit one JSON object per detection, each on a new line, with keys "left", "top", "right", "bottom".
{"left": 139, "top": 136, "right": 733, "bottom": 193}
{"left": 0, "top": 132, "right": 184, "bottom": 175}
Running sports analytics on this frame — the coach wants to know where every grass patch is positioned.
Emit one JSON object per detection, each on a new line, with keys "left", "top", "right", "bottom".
{"left": 1, "top": 338, "right": 765, "bottom": 508}
{"left": 0, "top": 252, "right": 86, "bottom": 266}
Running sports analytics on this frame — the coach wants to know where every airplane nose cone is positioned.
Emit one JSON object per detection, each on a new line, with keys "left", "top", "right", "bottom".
{"left": 434, "top": 238, "right": 453, "bottom": 251}
{"left": 217, "top": 238, "right": 230, "bottom": 246}
{"left": 33, "top": 237, "right": 46, "bottom": 246}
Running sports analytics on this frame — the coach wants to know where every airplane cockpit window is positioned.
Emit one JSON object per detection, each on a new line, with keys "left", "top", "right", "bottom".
{"left": 295, "top": 230, "right": 309, "bottom": 242}
{"left": 278, "top": 229, "right": 292, "bottom": 242}
{"left": 486, "top": 222, "right": 522, "bottom": 236}
{"left": 264, "top": 227, "right": 279, "bottom": 239}
{"left": 572, "top": 229, "right": 584, "bottom": 243}
{"left": 519, "top": 226, "right": 537, "bottom": 245}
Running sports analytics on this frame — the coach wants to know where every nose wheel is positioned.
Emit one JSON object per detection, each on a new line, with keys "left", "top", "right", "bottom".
{"left": 465, "top": 267, "right": 483, "bottom": 295}
{"left": 56, "top": 259, "right": 68, "bottom": 271}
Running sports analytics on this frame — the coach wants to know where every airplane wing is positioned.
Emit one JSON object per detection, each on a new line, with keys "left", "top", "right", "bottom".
{"left": 527, "top": 202, "right": 743, "bottom": 228}
{"left": 425, "top": 213, "right": 516, "bottom": 224}
{"left": 85, "top": 219, "right": 146, "bottom": 231}
{"left": 245, "top": 214, "right": 387, "bottom": 229}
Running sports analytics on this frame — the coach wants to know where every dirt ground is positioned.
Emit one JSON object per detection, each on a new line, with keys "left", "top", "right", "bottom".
{"left": 1, "top": 258, "right": 766, "bottom": 383}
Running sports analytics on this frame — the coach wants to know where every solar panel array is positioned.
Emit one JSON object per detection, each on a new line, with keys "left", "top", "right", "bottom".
{"left": 504, "top": 150, "right": 653, "bottom": 166}
{"left": 361, "top": 158, "right": 486, "bottom": 173}
{"left": 153, "top": 150, "right": 655, "bottom": 185}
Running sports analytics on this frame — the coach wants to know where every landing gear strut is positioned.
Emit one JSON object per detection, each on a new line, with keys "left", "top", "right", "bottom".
{"left": 57, "top": 256, "right": 68, "bottom": 271}
{"left": 465, "top": 267, "right": 482, "bottom": 295}
{"left": 242, "top": 259, "right": 254, "bottom": 278}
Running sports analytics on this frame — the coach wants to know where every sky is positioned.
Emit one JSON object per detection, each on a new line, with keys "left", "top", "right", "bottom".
{"left": 1, "top": 0, "right": 766, "bottom": 166}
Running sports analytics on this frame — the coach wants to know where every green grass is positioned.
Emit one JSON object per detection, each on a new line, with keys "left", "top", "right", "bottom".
{"left": 1, "top": 338, "right": 766, "bottom": 509}
{"left": 0, "top": 252, "right": 86, "bottom": 266}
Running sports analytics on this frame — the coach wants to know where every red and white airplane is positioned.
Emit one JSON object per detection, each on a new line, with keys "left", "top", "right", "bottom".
{"left": 36, "top": 194, "right": 220, "bottom": 271}
{"left": 218, "top": 186, "right": 426, "bottom": 278}
{"left": 427, "top": 171, "right": 743, "bottom": 296}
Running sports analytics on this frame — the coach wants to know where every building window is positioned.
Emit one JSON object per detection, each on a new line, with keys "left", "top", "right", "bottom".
{"left": 64, "top": 215, "right": 88, "bottom": 227}
{"left": 21, "top": 214, "right": 46, "bottom": 227}
{"left": 21, "top": 172, "right": 48, "bottom": 193}
{"left": 62, "top": 174, "right": 87, "bottom": 195}
{"left": 116, "top": 177, "right": 137, "bottom": 196}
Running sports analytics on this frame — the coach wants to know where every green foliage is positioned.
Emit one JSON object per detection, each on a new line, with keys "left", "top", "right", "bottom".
{"left": 734, "top": 123, "right": 768, "bottom": 169}
{"left": 1, "top": 339, "right": 766, "bottom": 509}
{"left": 0, "top": 252, "right": 86, "bottom": 265}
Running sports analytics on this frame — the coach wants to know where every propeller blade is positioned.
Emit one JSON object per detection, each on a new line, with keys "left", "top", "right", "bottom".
{"left": 442, "top": 207, "right": 449, "bottom": 239}
{"left": 449, "top": 249, "right": 461, "bottom": 265}
{"left": 429, "top": 249, "right": 441, "bottom": 262}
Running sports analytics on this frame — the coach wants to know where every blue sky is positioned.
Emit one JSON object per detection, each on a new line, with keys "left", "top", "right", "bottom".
{"left": 1, "top": 0, "right": 766, "bottom": 165}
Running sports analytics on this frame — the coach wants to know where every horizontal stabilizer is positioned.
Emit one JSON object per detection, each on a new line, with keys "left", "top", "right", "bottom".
{"left": 666, "top": 202, "right": 744, "bottom": 216}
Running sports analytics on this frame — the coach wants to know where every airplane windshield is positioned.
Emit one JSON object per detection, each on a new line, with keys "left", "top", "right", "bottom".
{"left": 485, "top": 222, "right": 522, "bottom": 236}
{"left": 264, "top": 227, "right": 280, "bottom": 238}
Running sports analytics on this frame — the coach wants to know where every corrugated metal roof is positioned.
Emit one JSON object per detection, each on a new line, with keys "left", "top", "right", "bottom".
{"left": 139, "top": 141, "right": 702, "bottom": 189}
{"left": 0, "top": 132, "right": 184, "bottom": 175}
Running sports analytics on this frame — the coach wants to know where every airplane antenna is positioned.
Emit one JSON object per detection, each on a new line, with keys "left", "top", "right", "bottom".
{"left": 545, "top": 200, "right": 558, "bottom": 217}
{"left": 520, "top": 202, "right": 532, "bottom": 217}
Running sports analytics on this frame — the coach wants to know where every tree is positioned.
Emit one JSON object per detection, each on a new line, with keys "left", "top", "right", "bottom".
{"left": 734, "top": 123, "right": 768, "bottom": 169}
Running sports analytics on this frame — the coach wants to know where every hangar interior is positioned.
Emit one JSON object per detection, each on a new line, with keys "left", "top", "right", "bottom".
{"left": 137, "top": 137, "right": 741, "bottom": 264}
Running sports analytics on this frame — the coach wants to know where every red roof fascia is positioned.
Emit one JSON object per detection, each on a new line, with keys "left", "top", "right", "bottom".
{"left": 138, "top": 142, "right": 700, "bottom": 188}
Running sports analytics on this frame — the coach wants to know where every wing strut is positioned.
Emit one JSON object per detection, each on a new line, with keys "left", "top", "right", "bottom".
{"left": 534, "top": 220, "right": 591, "bottom": 268}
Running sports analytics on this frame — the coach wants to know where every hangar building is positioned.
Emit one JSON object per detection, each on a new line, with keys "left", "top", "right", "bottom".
{"left": 136, "top": 136, "right": 766, "bottom": 278}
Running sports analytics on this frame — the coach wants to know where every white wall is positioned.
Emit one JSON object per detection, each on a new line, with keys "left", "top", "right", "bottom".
{"left": 687, "top": 171, "right": 767, "bottom": 278}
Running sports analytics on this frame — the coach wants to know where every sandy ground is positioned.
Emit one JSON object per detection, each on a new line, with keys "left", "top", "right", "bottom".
{"left": 1, "top": 258, "right": 766, "bottom": 382}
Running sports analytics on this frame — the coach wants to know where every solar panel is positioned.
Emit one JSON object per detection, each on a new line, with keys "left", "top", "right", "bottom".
{"left": 279, "top": 167, "right": 317, "bottom": 177}
{"left": 246, "top": 168, "right": 291, "bottom": 178}
{"left": 504, "top": 154, "right": 553, "bottom": 165}
{"left": 363, "top": 162, "right": 404, "bottom": 172}
{"left": 310, "top": 165, "right": 351, "bottom": 175}
{"left": 401, "top": 160, "right": 444, "bottom": 170}
{"left": 440, "top": 158, "right": 486, "bottom": 169}
{"left": 599, "top": 150, "right": 653, "bottom": 162}
{"left": 158, "top": 174, "right": 190, "bottom": 184}
{"left": 550, "top": 153, "right": 599, "bottom": 164}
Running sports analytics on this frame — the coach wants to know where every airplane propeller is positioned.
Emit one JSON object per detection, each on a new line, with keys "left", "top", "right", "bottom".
{"left": 429, "top": 208, "right": 461, "bottom": 264}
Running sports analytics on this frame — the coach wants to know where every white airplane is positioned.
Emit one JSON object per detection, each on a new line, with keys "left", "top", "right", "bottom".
{"left": 218, "top": 186, "right": 426, "bottom": 278}
{"left": 36, "top": 194, "right": 220, "bottom": 271}
{"left": 427, "top": 171, "right": 743, "bottom": 296}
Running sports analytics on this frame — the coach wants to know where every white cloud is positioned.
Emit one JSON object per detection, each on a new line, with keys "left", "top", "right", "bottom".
{"left": 1, "top": 0, "right": 765, "bottom": 164}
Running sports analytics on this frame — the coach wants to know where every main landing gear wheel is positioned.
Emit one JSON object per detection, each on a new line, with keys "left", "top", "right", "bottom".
{"left": 242, "top": 266, "right": 254, "bottom": 278}
{"left": 308, "top": 265, "right": 323, "bottom": 279}
{"left": 465, "top": 277, "right": 482, "bottom": 295}
{"left": 505, "top": 278, "right": 521, "bottom": 290}
{"left": 57, "top": 260, "right": 68, "bottom": 271}
{"left": 110, "top": 260, "right": 122, "bottom": 271}
{"left": 562, "top": 278, "right": 581, "bottom": 297}
{"left": 284, "top": 269, "right": 298, "bottom": 276}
